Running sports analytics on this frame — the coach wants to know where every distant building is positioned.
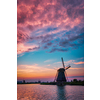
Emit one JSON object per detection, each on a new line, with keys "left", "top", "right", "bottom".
{"left": 23, "top": 80, "right": 25, "bottom": 83}
{"left": 71, "top": 80, "right": 72, "bottom": 82}
{"left": 38, "top": 80, "right": 41, "bottom": 83}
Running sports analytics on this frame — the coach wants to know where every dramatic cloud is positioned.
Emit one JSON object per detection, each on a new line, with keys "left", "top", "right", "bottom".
{"left": 17, "top": 0, "right": 84, "bottom": 54}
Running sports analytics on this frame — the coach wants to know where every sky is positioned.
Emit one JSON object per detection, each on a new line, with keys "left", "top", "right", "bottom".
{"left": 17, "top": 0, "right": 84, "bottom": 82}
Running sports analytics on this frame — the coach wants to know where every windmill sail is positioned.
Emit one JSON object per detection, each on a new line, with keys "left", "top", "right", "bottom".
{"left": 61, "top": 57, "right": 65, "bottom": 68}
{"left": 65, "top": 65, "right": 71, "bottom": 70}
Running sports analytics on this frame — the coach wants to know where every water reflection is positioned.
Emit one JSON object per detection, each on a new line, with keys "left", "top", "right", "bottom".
{"left": 17, "top": 84, "right": 84, "bottom": 100}
{"left": 56, "top": 86, "right": 68, "bottom": 100}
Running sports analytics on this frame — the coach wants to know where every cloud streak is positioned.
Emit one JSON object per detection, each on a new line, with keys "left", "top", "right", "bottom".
{"left": 74, "top": 61, "right": 84, "bottom": 65}
{"left": 44, "top": 59, "right": 55, "bottom": 63}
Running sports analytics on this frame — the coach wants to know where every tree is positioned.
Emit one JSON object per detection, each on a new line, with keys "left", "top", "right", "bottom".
{"left": 73, "top": 79, "right": 77, "bottom": 82}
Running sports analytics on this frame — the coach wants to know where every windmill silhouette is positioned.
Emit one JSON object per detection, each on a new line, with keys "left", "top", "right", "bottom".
{"left": 54, "top": 57, "right": 71, "bottom": 85}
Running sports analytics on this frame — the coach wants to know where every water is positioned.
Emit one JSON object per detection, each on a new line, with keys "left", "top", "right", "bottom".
{"left": 17, "top": 84, "right": 84, "bottom": 100}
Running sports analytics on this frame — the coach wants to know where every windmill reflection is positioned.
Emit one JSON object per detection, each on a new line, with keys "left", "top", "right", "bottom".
{"left": 56, "top": 86, "right": 68, "bottom": 100}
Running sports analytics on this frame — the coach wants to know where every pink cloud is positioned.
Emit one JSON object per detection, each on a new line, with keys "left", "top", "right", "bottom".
{"left": 74, "top": 61, "right": 84, "bottom": 65}
{"left": 17, "top": 43, "right": 39, "bottom": 54}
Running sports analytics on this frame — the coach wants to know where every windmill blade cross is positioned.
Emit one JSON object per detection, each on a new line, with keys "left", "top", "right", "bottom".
{"left": 61, "top": 57, "right": 65, "bottom": 68}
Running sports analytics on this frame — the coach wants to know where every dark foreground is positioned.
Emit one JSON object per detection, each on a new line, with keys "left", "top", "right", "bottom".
{"left": 40, "top": 81, "right": 84, "bottom": 86}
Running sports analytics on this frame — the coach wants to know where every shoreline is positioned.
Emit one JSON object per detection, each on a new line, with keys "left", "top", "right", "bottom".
{"left": 17, "top": 82, "right": 84, "bottom": 86}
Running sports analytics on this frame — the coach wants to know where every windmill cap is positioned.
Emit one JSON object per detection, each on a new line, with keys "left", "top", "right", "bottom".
{"left": 58, "top": 68, "right": 65, "bottom": 72}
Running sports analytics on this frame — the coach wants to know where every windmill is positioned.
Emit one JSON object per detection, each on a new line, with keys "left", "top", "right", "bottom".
{"left": 54, "top": 57, "right": 71, "bottom": 85}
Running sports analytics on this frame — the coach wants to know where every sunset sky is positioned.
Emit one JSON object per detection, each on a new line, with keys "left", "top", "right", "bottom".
{"left": 17, "top": 0, "right": 84, "bottom": 82}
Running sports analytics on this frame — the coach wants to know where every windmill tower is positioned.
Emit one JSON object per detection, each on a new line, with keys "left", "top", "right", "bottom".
{"left": 55, "top": 58, "right": 71, "bottom": 85}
